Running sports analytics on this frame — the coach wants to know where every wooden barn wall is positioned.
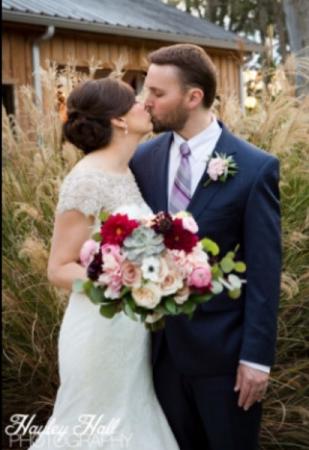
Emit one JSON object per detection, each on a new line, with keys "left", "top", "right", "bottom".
{"left": 3, "top": 23, "right": 242, "bottom": 111}
{"left": 2, "top": 27, "right": 34, "bottom": 85}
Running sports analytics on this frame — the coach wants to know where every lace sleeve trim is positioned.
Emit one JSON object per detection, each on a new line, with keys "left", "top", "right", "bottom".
{"left": 56, "top": 172, "right": 106, "bottom": 217}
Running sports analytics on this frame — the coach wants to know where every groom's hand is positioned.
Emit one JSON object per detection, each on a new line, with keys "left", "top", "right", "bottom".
{"left": 234, "top": 363, "right": 269, "bottom": 411}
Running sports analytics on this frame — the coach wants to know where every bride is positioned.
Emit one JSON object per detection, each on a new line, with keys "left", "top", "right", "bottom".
{"left": 29, "top": 78, "right": 179, "bottom": 449}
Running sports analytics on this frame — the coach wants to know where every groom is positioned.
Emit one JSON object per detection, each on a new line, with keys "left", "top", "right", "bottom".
{"left": 130, "top": 44, "right": 281, "bottom": 450}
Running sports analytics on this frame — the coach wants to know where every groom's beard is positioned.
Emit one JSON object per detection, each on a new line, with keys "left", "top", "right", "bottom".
{"left": 150, "top": 108, "right": 189, "bottom": 133}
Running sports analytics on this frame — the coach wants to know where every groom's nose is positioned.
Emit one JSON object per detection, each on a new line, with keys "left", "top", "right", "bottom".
{"left": 144, "top": 92, "right": 153, "bottom": 110}
{"left": 145, "top": 101, "right": 152, "bottom": 112}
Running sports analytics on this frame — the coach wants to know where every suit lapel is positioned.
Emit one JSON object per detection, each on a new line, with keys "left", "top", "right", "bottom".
{"left": 151, "top": 132, "right": 173, "bottom": 213}
{"left": 188, "top": 122, "right": 238, "bottom": 220}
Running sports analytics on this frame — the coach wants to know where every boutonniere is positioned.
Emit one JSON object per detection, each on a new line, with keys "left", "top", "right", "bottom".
{"left": 204, "top": 152, "right": 238, "bottom": 187}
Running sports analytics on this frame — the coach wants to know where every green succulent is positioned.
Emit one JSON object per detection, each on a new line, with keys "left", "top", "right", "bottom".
{"left": 123, "top": 226, "right": 164, "bottom": 263}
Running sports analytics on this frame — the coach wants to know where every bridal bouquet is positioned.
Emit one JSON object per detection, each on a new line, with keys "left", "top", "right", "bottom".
{"left": 73, "top": 206, "right": 246, "bottom": 331}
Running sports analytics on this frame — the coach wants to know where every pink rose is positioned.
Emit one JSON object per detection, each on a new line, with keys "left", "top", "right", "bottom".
{"left": 207, "top": 157, "right": 228, "bottom": 181}
{"left": 121, "top": 260, "right": 142, "bottom": 288}
{"left": 101, "top": 244, "right": 124, "bottom": 272}
{"left": 188, "top": 265, "right": 212, "bottom": 288}
{"left": 101, "top": 244, "right": 123, "bottom": 262}
{"left": 187, "top": 245, "right": 209, "bottom": 267}
{"left": 167, "top": 249, "right": 188, "bottom": 277}
{"left": 160, "top": 271, "right": 183, "bottom": 296}
{"left": 104, "top": 283, "right": 122, "bottom": 299}
{"left": 99, "top": 269, "right": 122, "bottom": 299}
{"left": 80, "top": 239, "right": 100, "bottom": 267}
{"left": 182, "top": 216, "right": 199, "bottom": 234}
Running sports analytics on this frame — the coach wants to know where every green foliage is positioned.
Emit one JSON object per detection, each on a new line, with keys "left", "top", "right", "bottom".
{"left": 99, "top": 210, "right": 110, "bottom": 222}
{"left": 201, "top": 237, "right": 220, "bottom": 255}
{"left": 99, "top": 303, "right": 119, "bottom": 319}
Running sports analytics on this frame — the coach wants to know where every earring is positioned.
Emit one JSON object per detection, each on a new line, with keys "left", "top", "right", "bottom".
{"left": 124, "top": 123, "right": 128, "bottom": 135}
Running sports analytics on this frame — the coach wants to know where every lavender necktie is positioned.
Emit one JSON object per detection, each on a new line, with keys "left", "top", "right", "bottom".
{"left": 169, "top": 142, "right": 192, "bottom": 214}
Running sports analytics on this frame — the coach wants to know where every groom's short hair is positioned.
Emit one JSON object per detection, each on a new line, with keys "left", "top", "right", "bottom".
{"left": 148, "top": 44, "right": 217, "bottom": 109}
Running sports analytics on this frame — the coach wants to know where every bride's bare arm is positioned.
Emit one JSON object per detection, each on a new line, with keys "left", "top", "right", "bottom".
{"left": 47, "top": 210, "right": 94, "bottom": 290}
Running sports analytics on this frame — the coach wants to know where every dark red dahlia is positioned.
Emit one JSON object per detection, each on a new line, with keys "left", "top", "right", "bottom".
{"left": 164, "top": 218, "right": 198, "bottom": 253}
{"left": 100, "top": 213, "right": 139, "bottom": 246}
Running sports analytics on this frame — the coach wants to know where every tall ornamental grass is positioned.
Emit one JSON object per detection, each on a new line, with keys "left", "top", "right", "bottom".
{"left": 2, "top": 59, "right": 309, "bottom": 449}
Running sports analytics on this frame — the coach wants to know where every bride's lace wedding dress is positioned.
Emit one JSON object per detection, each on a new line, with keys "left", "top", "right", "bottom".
{"left": 29, "top": 167, "right": 179, "bottom": 450}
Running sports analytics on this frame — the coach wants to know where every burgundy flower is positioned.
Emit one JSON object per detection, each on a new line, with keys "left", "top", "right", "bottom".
{"left": 87, "top": 251, "right": 103, "bottom": 281}
{"left": 191, "top": 284, "right": 213, "bottom": 295}
{"left": 152, "top": 212, "right": 173, "bottom": 234}
{"left": 164, "top": 218, "right": 198, "bottom": 253}
{"left": 100, "top": 213, "right": 139, "bottom": 246}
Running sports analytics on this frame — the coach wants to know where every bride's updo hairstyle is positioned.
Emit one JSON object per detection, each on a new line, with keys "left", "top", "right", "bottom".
{"left": 63, "top": 78, "right": 135, "bottom": 154}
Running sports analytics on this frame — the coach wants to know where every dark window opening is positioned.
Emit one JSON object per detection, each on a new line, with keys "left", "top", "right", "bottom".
{"left": 94, "top": 69, "right": 112, "bottom": 79}
{"left": 2, "top": 84, "right": 15, "bottom": 116}
{"left": 123, "top": 71, "right": 146, "bottom": 94}
{"left": 55, "top": 65, "right": 146, "bottom": 94}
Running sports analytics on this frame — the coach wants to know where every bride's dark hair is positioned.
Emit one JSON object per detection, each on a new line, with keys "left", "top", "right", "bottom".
{"left": 63, "top": 78, "right": 135, "bottom": 154}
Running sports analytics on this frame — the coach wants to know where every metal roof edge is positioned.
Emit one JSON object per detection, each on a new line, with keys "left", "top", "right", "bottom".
{"left": 3, "top": 10, "right": 262, "bottom": 53}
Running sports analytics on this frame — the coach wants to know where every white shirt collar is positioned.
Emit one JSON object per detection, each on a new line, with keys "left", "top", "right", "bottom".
{"left": 172, "top": 116, "right": 221, "bottom": 162}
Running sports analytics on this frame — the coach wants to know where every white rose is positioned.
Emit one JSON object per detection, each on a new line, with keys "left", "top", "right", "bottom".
{"left": 174, "top": 285, "right": 190, "bottom": 305}
{"left": 132, "top": 283, "right": 161, "bottom": 309}
{"left": 160, "top": 271, "right": 183, "bottom": 296}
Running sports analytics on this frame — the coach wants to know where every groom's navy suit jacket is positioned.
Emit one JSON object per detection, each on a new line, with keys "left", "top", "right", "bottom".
{"left": 130, "top": 122, "right": 281, "bottom": 377}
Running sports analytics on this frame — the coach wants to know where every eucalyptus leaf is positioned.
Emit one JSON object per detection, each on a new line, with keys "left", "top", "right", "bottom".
{"left": 126, "top": 296, "right": 139, "bottom": 312}
{"left": 83, "top": 280, "right": 93, "bottom": 296}
{"left": 72, "top": 279, "right": 85, "bottom": 293}
{"left": 139, "top": 312, "right": 147, "bottom": 322}
{"left": 211, "top": 264, "right": 223, "bottom": 279}
{"left": 99, "top": 210, "right": 110, "bottom": 222}
{"left": 165, "top": 298, "right": 178, "bottom": 314}
{"left": 89, "top": 285, "right": 104, "bottom": 304}
{"left": 235, "top": 262, "right": 247, "bottom": 273}
{"left": 201, "top": 238, "right": 220, "bottom": 256}
{"left": 100, "top": 303, "right": 119, "bottom": 318}
{"left": 228, "top": 289, "right": 241, "bottom": 299}
{"left": 227, "top": 274, "right": 242, "bottom": 289}
{"left": 191, "top": 294, "right": 212, "bottom": 304}
{"left": 226, "top": 251, "right": 235, "bottom": 259}
{"left": 211, "top": 281, "right": 224, "bottom": 295}
{"left": 124, "top": 302, "right": 138, "bottom": 321}
{"left": 120, "top": 286, "right": 131, "bottom": 297}
{"left": 92, "top": 232, "right": 102, "bottom": 242}
{"left": 182, "top": 301, "right": 197, "bottom": 314}
{"left": 220, "top": 257, "right": 235, "bottom": 273}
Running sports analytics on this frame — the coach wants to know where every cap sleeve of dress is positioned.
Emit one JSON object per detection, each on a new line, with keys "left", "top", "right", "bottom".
{"left": 56, "top": 171, "right": 105, "bottom": 217}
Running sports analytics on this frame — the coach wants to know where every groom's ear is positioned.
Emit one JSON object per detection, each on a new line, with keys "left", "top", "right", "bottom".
{"left": 186, "top": 87, "right": 204, "bottom": 110}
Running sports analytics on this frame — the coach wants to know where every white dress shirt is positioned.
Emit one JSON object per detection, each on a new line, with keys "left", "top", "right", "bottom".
{"left": 168, "top": 116, "right": 222, "bottom": 199}
{"left": 168, "top": 116, "right": 270, "bottom": 374}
